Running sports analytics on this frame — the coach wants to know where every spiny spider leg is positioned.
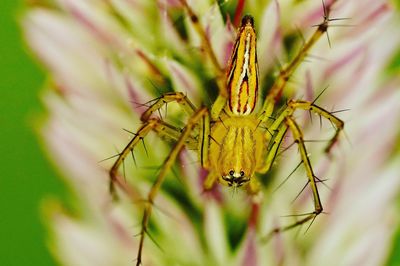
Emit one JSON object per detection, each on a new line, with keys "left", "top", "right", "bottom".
{"left": 109, "top": 92, "right": 197, "bottom": 196}
{"left": 258, "top": 99, "right": 343, "bottom": 240}
{"left": 178, "top": 0, "right": 223, "bottom": 74}
{"left": 109, "top": 119, "right": 178, "bottom": 196}
{"left": 270, "top": 100, "right": 344, "bottom": 153}
{"left": 178, "top": 0, "right": 230, "bottom": 120}
{"left": 140, "top": 92, "right": 196, "bottom": 121}
{"left": 135, "top": 107, "right": 209, "bottom": 266}
{"left": 261, "top": 0, "right": 339, "bottom": 122}
{"left": 258, "top": 98, "right": 344, "bottom": 180}
{"left": 258, "top": 123, "right": 288, "bottom": 173}
{"left": 262, "top": 116, "right": 323, "bottom": 242}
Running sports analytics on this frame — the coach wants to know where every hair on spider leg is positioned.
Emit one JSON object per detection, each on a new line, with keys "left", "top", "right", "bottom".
{"left": 276, "top": 138, "right": 331, "bottom": 159}
{"left": 267, "top": 211, "right": 320, "bottom": 239}
{"left": 135, "top": 197, "right": 181, "bottom": 225}
{"left": 280, "top": 208, "right": 328, "bottom": 219}
{"left": 112, "top": 129, "right": 139, "bottom": 167}
{"left": 310, "top": 0, "right": 353, "bottom": 48}
{"left": 218, "top": 116, "right": 227, "bottom": 129}
{"left": 280, "top": 211, "right": 317, "bottom": 218}
{"left": 129, "top": 100, "right": 152, "bottom": 109}
{"left": 273, "top": 160, "right": 303, "bottom": 194}
{"left": 276, "top": 141, "right": 296, "bottom": 157}
{"left": 281, "top": 209, "right": 330, "bottom": 237}
{"left": 140, "top": 137, "right": 149, "bottom": 157}
{"left": 130, "top": 149, "right": 137, "bottom": 168}
{"left": 311, "top": 85, "right": 330, "bottom": 105}
{"left": 266, "top": 127, "right": 289, "bottom": 155}
{"left": 259, "top": 125, "right": 274, "bottom": 137}
{"left": 129, "top": 85, "right": 165, "bottom": 109}
{"left": 329, "top": 108, "right": 351, "bottom": 115}
{"left": 208, "top": 134, "right": 221, "bottom": 146}
{"left": 134, "top": 162, "right": 185, "bottom": 187}
{"left": 311, "top": 1, "right": 334, "bottom": 47}
{"left": 314, "top": 175, "right": 332, "bottom": 191}
{"left": 304, "top": 214, "right": 317, "bottom": 235}
{"left": 290, "top": 175, "right": 330, "bottom": 206}
{"left": 122, "top": 128, "right": 138, "bottom": 136}
{"left": 146, "top": 229, "right": 164, "bottom": 252}
{"left": 98, "top": 152, "right": 121, "bottom": 163}
{"left": 132, "top": 227, "right": 165, "bottom": 253}
{"left": 146, "top": 77, "right": 167, "bottom": 96}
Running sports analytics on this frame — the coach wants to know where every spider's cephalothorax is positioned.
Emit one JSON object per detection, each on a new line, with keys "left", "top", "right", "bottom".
{"left": 209, "top": 116, "right": 266, "bottom": 190}
{"left": 109, "top": 2, "right": 344, "bottom": 264}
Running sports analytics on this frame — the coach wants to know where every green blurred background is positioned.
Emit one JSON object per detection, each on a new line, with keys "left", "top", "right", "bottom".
{"left": 0, "top": 1, "right": 65, "bottom": 265}
{"left": 1, "top": 0, "right": 400, "bottom": 265}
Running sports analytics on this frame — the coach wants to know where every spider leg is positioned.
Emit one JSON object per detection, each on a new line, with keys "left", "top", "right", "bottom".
{"left": 109, "top": 119, "right": 184, "bottom": 196}
{"left": 141, "top": 92, "right": 196, "bottom": 121}
{"left": 135, "top": 107, "right": 209, "bottom": 266}
{"left": 268, "top": 100, "right": 344, "bottom": 153}
{"left": 286, "top": 100, "right": 344, "bottom": 153}
{"left": 110, "top": 92, "right": 198, "bottom": 196}
{"left": 178, "top": 0, "right": 223, "bottom": 75}
{"left": 258, "top": 123, "right": 288, "bottom": 173}
{"left": 260, "top": 98, "right": 344, "bottom": 240}
{"left": 285, "top": 115, "right": 323, "bottom": 215}
{"left": 262, "top": 116, "right": 323, "bottom": 241}
{"left": 178, "top": 0, "right": 228, "bottom": 120}
{"left": 260, "top": 0, "right": 339, "bottom": 123}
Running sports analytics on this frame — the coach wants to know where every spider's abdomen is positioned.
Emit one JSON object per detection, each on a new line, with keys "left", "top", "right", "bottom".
{"left": 208, "top": 116, "right": 265, "bottom": 185}
{"left": 227, "top": 15, "right": 259, "bottom": 116}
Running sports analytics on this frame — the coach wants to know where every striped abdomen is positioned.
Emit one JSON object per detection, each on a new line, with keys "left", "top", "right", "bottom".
{"left": 227, "top": 15, "right": 259, "bottom": 116}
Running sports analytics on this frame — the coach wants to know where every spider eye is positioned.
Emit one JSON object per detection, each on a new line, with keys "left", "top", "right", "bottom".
{"left": 229, "top": 170, "right": 235, "bottom": 176}
{"left": 240, "top": 171, "right": 245, "bottom": 177}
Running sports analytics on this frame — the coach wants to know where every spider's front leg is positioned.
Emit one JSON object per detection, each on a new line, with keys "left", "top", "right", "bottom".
{"left": 260, "top": 0, "right": 339, "bottom": 123}
{"left": 178, "top": 0, "right": 230, "bottom": 120}
{"left": 135, "top": 107, "right": 209, "bottom": 266}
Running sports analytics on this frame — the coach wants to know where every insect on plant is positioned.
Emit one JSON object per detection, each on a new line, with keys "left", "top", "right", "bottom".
{"left": 108, "top": 0, "right": 344, "bottom": 264}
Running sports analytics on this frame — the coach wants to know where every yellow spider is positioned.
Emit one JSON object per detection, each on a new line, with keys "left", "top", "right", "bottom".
{"left": 109, "top": 1, "right": 343, "bottom": 264}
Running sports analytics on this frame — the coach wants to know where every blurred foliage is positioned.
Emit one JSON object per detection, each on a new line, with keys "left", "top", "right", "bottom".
{"left": 0, "top": 0, "right": 66, "bottom": 265}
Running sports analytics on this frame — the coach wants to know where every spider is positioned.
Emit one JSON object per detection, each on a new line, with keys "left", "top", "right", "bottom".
{"left": 109, "top": 0, "right": 344, "bottom": 264}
